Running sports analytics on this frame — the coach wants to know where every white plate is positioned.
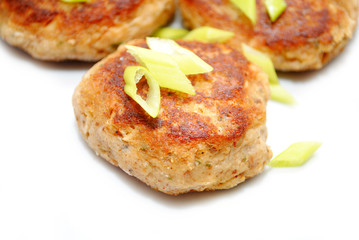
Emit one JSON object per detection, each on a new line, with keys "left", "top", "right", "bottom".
{"left": 0, "top": 9, "right": 358, "bottom": 240}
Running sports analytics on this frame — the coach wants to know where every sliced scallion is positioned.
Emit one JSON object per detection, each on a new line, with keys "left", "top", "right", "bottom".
{"left": 230, "top": 0, "right": 257, "bottom": 25}
{"left": 241, "top": 44, "right": 295, "bottom": 104}
{"left": 242, "top": 43, "right": 278, "bottom": 84}
{"left": 265, "top": 0, "right": 287, "bottom": 22}
{"left": 124, "top": 66, "right": 161, "bottom": 118}
{"left": 268, "top": 142, "right": 322, "bottom": 167}
{"left": 126, "top": 45, "right": 179, "bottom": 68}
{"left": 269, "top": 84, "right": 296, "bottom": 105}
{"left": 146, "top": 37, "right": 213, "bottom": 75}
{"left": 144, "top": 64, "right": 195, "bottom": 95}
{"left": 152, "top": 27, "right": 189, "bottom": 40}
{"left": 125, "top": 45, "right": 195, "bottom": 95}
{"left": 183, "top": 26, "right": 234, "bottom": 43}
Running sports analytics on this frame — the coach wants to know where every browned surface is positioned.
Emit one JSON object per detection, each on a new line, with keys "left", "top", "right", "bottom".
{"left": 0, "top": 0, "right": 175, "bottom": 61}
{"left": 91, "top": 40, "right": 261, "bottom": 150}
{"left": 73, "top": 39, "right": 271, "bottom": 194}
{"left": 179, "top": 0, "right": 358, "bottom": 71}
{"left": 1, "top": 0, "right": 143, "bottom": 33}
{"left": 181, "top": 0, "right": 335, "bottom": 50}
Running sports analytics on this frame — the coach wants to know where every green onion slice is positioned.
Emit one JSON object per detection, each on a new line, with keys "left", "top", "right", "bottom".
{"left": 126, "top": 45, "right": 179, "bottom": 68}
{"left": 145, "top": 63, "right": 195, "bottom": 95}
{"left": 230, "top": 0, "right": 257, "bottom": 25}
{"left": 152, "top": 27, "right": 189, "bottom": 40}
{"left": 241, "top": 44, "right": 295, "bottom": 104}
{"left": 183, "top": 26, "right": 234, "bottom": 43}
{"left": 265, "top": 0, "right": 287, "bottom": 22}
{"left": 269, "top": 84, "right": 296, "bottom": 105}
{"left": 242, "top": 43, "right": 278, "bottom": 84}
{"left": 146, "top": 37, "right": 213, "bottom": 75}
{"left": 125, "top": 45, "right": 195, "bottom": 95}
{"left": 124, "top": 66, "right": 161, "bottom": 118}
{"left": 268, "top": 142, "right": 322, "bottom": 167}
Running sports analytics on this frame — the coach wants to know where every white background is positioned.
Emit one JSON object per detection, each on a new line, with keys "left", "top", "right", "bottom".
{"left": 1, "top": 10, "right": 359, "bottom": 240}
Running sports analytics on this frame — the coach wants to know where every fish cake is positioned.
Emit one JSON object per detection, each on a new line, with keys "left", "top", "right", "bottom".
{"left": 179, "top": 0, "right": 359, "bottom": 71}
{"left": 72, "top": 39, "right": 272, "bottom": 195}
{"left": 0, "top": 0, "right": 175, "bottom": 61}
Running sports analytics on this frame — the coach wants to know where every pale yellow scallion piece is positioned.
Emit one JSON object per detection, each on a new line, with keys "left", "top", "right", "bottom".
{"left": 145, "top": 64, "right": 195, "bottom": 95}
{"left": 269, "top": 84, "right": 296, "bottom": 105}
{"left": 241, "top": 44, "right": 295, "bottom": 104}
{"left": 126, "top": 45, "right": 178, "bottom": 68}
{"left": 183, "top": 26, "right": 234, "bottom": 43}
{"left": 242, "top": 43, "right": 278, "bottom": 84}
{"left": 124, "top": 66, "right": 161, "bottom": 118}
{"left": 152, "top": 27, "right": 189, "bottom": 40}
{"left": 230, "top": 0, "right": 257, "bottom": 25}
{"left": 125, "top": 45, "right": 195, "bottom": 95}
{"left": 146, "top": 37, "right": 213, "bottom": 75}
{"left": 265, "top": 0, "right": 287, "bottom": 22}
{"left": 268, "top": 142, "right": 322, "bottom": 167}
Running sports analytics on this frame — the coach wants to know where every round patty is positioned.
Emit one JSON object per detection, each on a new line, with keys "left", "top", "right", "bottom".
{"left": 179, "top": 0, "right": 358, "bottom": 71}
{"left": 72, "top": 39, "right": 272, "bottom": 195}
{"left": 0, "top": 0, "right": 175, "bottom": 61}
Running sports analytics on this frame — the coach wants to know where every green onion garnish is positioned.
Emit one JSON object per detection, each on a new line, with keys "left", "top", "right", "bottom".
{"left": 183, "top": 26, "right": 234, "bottom": 43}
{"left": 268, "top": 142, "right": 322, "bottom": 167}
{"left": 124, "top": 66, "right": 161, "bottom": 118}
{"left": 146, "top": 37, "right": 213, "bottom": 75}
{"left": 230, "top": 0, "right": 257, "bottom": 25}
{"left": 241, "top": 44, "right": 295, "bottom": 104}
{"left": 231, "top": 0, "right": 287, "bottom": 23}
{"left": 242, "top": 43, "right": 278, "bottom": 84}
{"left": 152, "top": 27, "right": 189, "bottom": 40}
{"left": 265, "top": 0, "right": 287, "bottom": 22}
{"left": 269, "top": 84, "right": 296, "bottom": 105}
{"left": 126, "top": 44, "right": 195, "bottom": 95}
{"left": 124, "top": 38, "right": 214, "bottom": 117}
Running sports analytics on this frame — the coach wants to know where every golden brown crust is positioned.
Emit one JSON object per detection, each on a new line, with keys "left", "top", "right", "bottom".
{"left": 0, "top": 0, "right": 175, "bottom": 61}
{"left": 88, "top": 40, "right": 262, "bottom": 148}
{"left": 179, "top": 0, "right": 358, "bottom": 71}
{"left": 73, "top": 39, "right": 272, "bottom": 195}
{"left": 1, "top": 0, "right": 143, "bottom": 32}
